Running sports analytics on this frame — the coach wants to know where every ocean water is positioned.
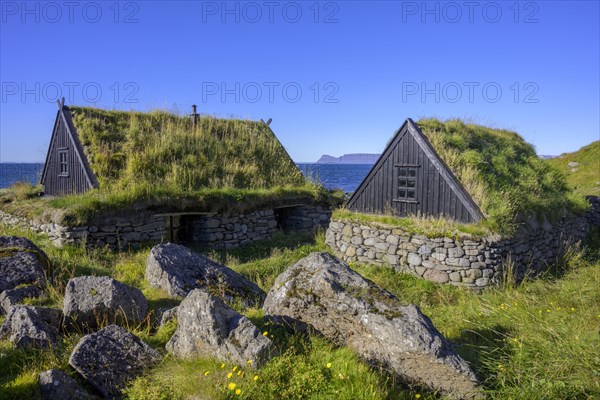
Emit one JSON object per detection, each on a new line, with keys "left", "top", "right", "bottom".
{"left": 297, "top": 164, "right": 373, "bottom": 193}
{"left": 0, "top": 163, "right": 373, "bottom": 193}
{"left": 0, "top": 163, "right": 44, "bottom": 189}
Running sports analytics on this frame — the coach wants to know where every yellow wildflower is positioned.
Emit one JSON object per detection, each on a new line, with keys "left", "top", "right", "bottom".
{"left": 204, "top": 370, "right": 210, "bottom": 376}
{"left": 326, "top": 362, "right": 332, "bottom": 369}
{"left": 228, "top": 382, "right": 236, "bottom": 391}
{"left": 237, "top": 370, "right": 242, "bottom": 376}
{"left": 415, "top": 395, "right": 421, "bottom": 399}
{"left": 246, "top": 360, "right": 253, "bottom": 365}
{"left": 262, "top": 331, "right": 269, "bottom": 336}
{"left": 235, "top": 388, "right": 242, "bottom": 395}
{"left": 227, "top": 372, "right": 233, "bottom": 379}
{"left": 233, "top": 366, "right": 238, "bottom": 372}
{"left": 220, "top": 363, "right": 225, "bottom": 369}
{"left": 253, "top": 375, "right": 259, "bottom": 381}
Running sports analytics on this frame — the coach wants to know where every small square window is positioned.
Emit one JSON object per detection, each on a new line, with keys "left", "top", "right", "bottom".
{"left": 396, "top": 166, "right": 417, "bottom": 200}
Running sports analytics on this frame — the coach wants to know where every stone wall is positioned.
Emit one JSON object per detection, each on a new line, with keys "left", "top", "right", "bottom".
{"left": 326, "top": 209, "right": 595, "bottom": 289}
{"left": 0, "top": 205, "right": 331, "bottom": 250}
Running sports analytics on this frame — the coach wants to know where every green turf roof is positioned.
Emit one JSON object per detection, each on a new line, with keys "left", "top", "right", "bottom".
{"left": 415, "top": 118, "right": 588, "bottom": 231}
{"left": 68, "top": 106, "right": 305, "bottom": 192}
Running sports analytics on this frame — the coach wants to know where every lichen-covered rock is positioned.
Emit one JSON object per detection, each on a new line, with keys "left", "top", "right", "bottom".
{"left": 146, "top": 243, "right": 265, "bottom": 307}
{"left": 38, "top": 369, "right": 98, "bottom": 400}
{"left": 63, "top": 276, "right": 148, "bottom": 330}
{"left": 0, "top": 236, "right": 48, "bottom": 292}
{"left": 166, "top": 289, "right": 275, "bottom": 367}
{"left": 69, "top": 325, "right": 160, "bottom": 398}
{"left": 0, "top": 305, "right": 62, "bottom": 348}
{"left": 263, "top": 252, "right": 480, "bottom": 399}
{"left": 158, "top": 306, "right": 178, "bottom": 327}
{"left": 0, "top": 285, "right": 42, "bottom": 315}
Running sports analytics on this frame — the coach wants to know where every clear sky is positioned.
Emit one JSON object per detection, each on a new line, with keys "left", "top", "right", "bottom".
{"left": 1, "top": 0, "right": 598, "bottom": 162}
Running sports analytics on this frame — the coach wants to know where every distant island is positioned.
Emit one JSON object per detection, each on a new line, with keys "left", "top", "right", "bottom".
{"left": 316, "top": 153, "right": 380, "bottom": 164}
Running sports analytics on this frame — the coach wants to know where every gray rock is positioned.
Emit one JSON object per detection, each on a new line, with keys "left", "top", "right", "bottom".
{"left": 63, "top": 276, "right": 148, "bottom": 330}
{"left": 423, "top": 269, "right": 449, "bottom": 284}
{"left": 0, "top": 305, "right": 62, "bottom": 348}
{"left": 0, "top": 285, "right": 42, "bottom": 314}
{"left": 166, "top": 289, "right": 275, "bottom": 367}
{"left": 407, "top": 253, "right": 422, "bottom": 266}
{"left": 567, "top": 161, "right": 579, "bottom": 168}
{"left": 159, "top": 306, "right": 178, "bottom": 327}
{"left": 38, "top": 369, "right": 98, "bottom": 400}
{"left": 263, "top": 252, "right": 479, "bottom": 398}
{"left": 448, "top": 247, "right": 465, "bottom": 258}
{"left": 69, "top": 325, "right": 160, "bottom": 398}
{"left": 0, "top": 236, "right": 48, "bottom": 292}
{"left": 146, "top": 243, "right": 265, "bottom": 307}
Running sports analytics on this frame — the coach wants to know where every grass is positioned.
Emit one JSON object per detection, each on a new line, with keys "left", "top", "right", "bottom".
{"left": 68, "top": 106, "right": 304, "bottom": 191}
{"left": 0, "top": 183, "right": 342, "bottom": 226}
{"left": 546, "top": 141, "right": 600, "bottom": 197}
{"left": 332, "top": 208, "right": 494, "bottom": 239}
{"left": 1, "top": 224, "right": 599, "bottom": 399}
{"left": 416, "top": 119, "right": 589, "bottom": 233}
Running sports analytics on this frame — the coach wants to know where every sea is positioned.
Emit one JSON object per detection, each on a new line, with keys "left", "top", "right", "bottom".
{"left": 0, "top": 163, "right": 44, "bottom": 189}
{"left": 297, "top": 163, "right": 372, "bottom": 193}
{"left": 0, "top": 163, "right": 373, "bottom": 193}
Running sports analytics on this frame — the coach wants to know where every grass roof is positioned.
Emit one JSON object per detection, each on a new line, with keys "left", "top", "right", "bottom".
{"left": 415, "top": 118, "right": 588, "bottom": 232}
{"left": 546, "top": 141, "right": 600, "bottom": 197}
{"left": 68, "top": 106, "right": 305, "bottom": 192}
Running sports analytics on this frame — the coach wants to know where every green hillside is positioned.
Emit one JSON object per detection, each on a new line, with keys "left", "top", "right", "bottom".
{"left": 416, "top": 119, "right": 588, "bottom": 232}
{"left": 546, "top": 141, "right": 600, "bottom": 197}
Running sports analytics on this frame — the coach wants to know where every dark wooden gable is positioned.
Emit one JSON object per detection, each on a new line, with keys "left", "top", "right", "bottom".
{"left": 346, "top": 119, "right": 484, "bottom": 223}
{"left": 41, "top": 99, "right": 98, "bottom": 196}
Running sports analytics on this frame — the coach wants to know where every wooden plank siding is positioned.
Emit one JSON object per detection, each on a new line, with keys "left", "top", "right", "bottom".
{"left": 41, "top": 104, "right": 97, "bottom": 196}
{"left": 346, "top": 119, "right": 484, "bottom": 224}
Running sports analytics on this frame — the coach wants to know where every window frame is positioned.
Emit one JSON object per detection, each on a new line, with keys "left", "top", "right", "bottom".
{"left": 394, "top": 164, "right": 419, "bottom": 203}
{"left": 58, "top": 148, "right": 69, "bottom": 177}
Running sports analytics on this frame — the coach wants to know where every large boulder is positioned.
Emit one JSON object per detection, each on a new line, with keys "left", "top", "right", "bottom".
{"left": 263, "top": 252, "right": 480, "bottom": 398}
{"left": 0, "top": 285, "right": 42, "bottom": 315}
{"left": 38, "top": 369, "right": 98, "bottom": 400}
{"left": 69, "top": 325, "right": 160, "bottom": 398}
{"left": 0, "top": 305, "right": 62, "bottom": 348}
{"left": 63, "top": 276, "right": 148, "bottom": 330}
{"left": 166, "top": 289, "right": 275, "bottom": 367}
{"left": 146, "top": 243, "right": 265, "bottom": 307}
{"left": 0, "top": 236, "right": 48, "bottom": 292}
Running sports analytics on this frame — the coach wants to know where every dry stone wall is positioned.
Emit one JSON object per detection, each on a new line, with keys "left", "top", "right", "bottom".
{"left": 326, "top": 199, "right": 599, "bottom": 289}
{"left": 0, "top": 205, "right": 331, "bottom": 250}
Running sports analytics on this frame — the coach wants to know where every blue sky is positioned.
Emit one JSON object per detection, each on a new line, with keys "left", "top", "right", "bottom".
{"left": 1, "top": 0, "right": 598, "bottom": 162}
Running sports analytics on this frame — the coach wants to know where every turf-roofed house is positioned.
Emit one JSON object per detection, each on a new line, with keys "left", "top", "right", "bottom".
{"left": 7, "top": 99, "right": 336, "bottom": 249}
{"left": 326, "top": 118, "right": 598, "bottom": 289}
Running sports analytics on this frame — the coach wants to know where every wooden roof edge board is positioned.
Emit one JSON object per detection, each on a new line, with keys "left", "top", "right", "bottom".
{"left": 405, "top": 118, "right": 484, "bottom": 222}
{"left": 60, "top": 105, "right": 99, "bottom": 189}
{"left": 346, "top": 119, "right": 411, "bottom": 209}
{"left": 40, "top": 109, "right": 61, "bottom": 185}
